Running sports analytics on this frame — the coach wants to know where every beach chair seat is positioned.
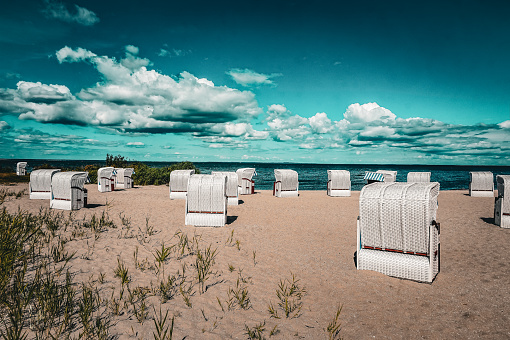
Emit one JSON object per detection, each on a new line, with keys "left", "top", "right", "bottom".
{"left": 97, "top": 167, "right": 116, "bottom": 192}
{"left": 115, "top": 168, "right": 135, "bottom": 189}
{"left": 495, "top": 175, "right": 510, "bottom": 228}
{"left": 236, "top": 168, "right": 256, "bottom": 195}
{"left": 357, "top": 182, "right": 440, "bottom": 283}
{"left": 273, "top": 169, "right": 299, "bottom": 197}
{"left": 185, "top": 174, "right": 227, "bottom": 227}
{"left": 212, "top": 171, "right": 239, "bottom": 205}
{"left": 407, "top": 172, "right": 431, "bottom": 183}
{"left": 16, "top": 162, "right": 27, "bottom": 176}
{"left": 169, "top": 169, "right": 195, "bottom": 199}
{"left": 327, "top": 170, "right": 351, "bottom": 197}
{"left": 469, "top": 172, "right": 494, "bottom": 197}
{"left": 29, "top": 169, "right": 61, "bottom": 199}
{"left": 50, "top": 172, "right": 88, "bottom": 210}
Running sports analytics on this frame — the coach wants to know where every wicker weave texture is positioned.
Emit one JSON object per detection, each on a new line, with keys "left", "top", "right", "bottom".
{"left": 97, "top": 167, "right": 115, "bottom": 192}
{"left": 185, "top": 174, "right": 227, "bottom": 227}
{"left": 360, "top": 182, "right": 438, "bottom": 254}
{"left": 274, "top": 169, "right": 299, "bottom": 197}
{"left": 469, "top": 172, "right": 494, "bottom": 196}
{"left": 169, "top": 169, "right": 195, "bottom": 199}
{"left": 407, "top": 172, "right": 431, "bottom": 183}
{"left": 212, "top": 171, "right": 238, "bottom": 205}
{"left": 495, "top": 175, "right": 510, "bottom": 228}
{"left": 376, "top": 170, "right": 397, "bottom": 182}
{"left": 30, "top": 169, "right": 61, "bottom": 199}
{"left": 327, "top": 170, "right": 351, "bottom": 196}
{"left": 50, "top": 172, "right": 88, "bottom": 211}
{"left": 17, "top": 162, "right": 27, "bottom": 176}
{"left": 236, "top": 168, "right": 256, "bottom": 195}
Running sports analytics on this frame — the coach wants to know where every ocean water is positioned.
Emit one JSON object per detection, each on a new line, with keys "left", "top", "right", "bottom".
{"left": 2, "top": 159, "right": 510, "bottom": 191}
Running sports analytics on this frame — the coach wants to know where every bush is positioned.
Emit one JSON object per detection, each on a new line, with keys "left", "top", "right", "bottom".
{"left": 132, "top": 161, "right": 200, "bottom": 186}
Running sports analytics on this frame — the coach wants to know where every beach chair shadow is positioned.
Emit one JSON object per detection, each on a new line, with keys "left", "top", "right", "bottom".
{"left": 238, "top": 199, "right": 244, "bottom": 205}
{"left": 481, "top": 217, "right": 496, "bottom": 225}
{"left": 226, "top": 216, "right": 238, "bottom": 224}
{"left": 85, "top": 203, "right": 104, "bottom": 208}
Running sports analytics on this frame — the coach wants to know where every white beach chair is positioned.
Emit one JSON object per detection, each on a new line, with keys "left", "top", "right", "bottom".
{"left": 327, "top": 170, "right": 351, "bottom": 197}
{"left": 169, "top": 169, "right": 195, "bottom": 199}
{"left": 273, "top": 169, "right": 299, "bottom": 197}
{"left": 495, "top": 175, "right": 510, "bottom": 228}
{"left": 356, "top": 182, "right": 441, "bottom": 283}
{"left": 97, "top": 167, "right": 116, "bottom": 192}
{"left": 50, "top": 172, "right": 89, "bottom": 211}
{"left": 185, "top": 174, "right": 227, "bottom": 227}
{"left": 29, "top": 169, "right": 61, "bottom": 199}
{"left": 212, "top": 171, "right": 239, "bottom": 205}
{"left": 376, "top": 170, "right": 397, "bottom": 182}
{"left": 236, "top": 168, "right": 256, "bottom": 195}
{"left": 364, "top": 170, "right": 397, "bottom": 184}
{"left": 16, "top": 162, "right": 27, "bottom": 176}
{"left": 469, "top": 171, "right": 494, "bottom": 197}
{"left": 115, "top": 168, "right": 135, "bottom": 189}
{"left": 407, "top": 172, "right": 431, "bottom": 183}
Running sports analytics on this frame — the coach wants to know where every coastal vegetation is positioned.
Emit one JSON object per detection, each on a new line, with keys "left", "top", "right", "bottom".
{"left": 0, "top": 192, "right": 343, "bottom": 339}
{"left": 0, "top": 155, "right": 200, "bottom": 186}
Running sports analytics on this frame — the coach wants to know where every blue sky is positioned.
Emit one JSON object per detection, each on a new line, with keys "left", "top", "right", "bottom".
{"left": 0, "top": 0, "right": 509, "bottom": 164}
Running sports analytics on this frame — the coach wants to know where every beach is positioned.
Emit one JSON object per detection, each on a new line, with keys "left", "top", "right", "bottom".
{"left": 1, "top": 183, "right": 509, "bottom": 339}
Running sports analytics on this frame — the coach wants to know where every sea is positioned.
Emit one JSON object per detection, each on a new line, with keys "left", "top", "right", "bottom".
{"left": 2, "top": 159, "right": 510, "bottom": 191}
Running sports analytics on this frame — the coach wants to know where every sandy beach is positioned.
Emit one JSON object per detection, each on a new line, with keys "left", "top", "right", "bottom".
{"left": 1, "top": 183, "right": 509, "bottom": 339}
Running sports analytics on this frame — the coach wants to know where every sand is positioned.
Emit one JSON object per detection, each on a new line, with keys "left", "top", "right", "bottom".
{"left": 1, "top": 183, "right": 509, "bottom": 339}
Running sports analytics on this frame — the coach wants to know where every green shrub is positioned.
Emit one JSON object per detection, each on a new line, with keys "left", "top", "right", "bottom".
{"left": 132, "top": 161, "right": 200, "bottom": 186}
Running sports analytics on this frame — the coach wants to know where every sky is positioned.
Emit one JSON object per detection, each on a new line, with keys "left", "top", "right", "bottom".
{"left": 0, "top": 0, "right": 509, "bottom": 165}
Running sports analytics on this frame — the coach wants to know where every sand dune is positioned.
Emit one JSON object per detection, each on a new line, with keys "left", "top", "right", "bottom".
{"left": 1, "top": 183, "right": 509, "bottom": 339}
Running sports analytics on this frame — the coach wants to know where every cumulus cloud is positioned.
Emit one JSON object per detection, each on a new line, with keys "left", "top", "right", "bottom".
{"left": 1, "top": 46, "right": 263, "bottom": 136}
{"left": 227, "top": 68, "right": 281, "bottom": 87}
{"left": 42, "top": 0, "right": 99, "bottom": 26}
{"left": 343, "top": 102, "right": 396, "bottom": 123}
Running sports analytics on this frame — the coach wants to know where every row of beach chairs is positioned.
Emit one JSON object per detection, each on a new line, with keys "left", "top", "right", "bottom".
{"left": 23, "top": 164, "right": 510, "bottom": 283}
{"left": 97, "top": 167, "right": 135, "bottom": 192}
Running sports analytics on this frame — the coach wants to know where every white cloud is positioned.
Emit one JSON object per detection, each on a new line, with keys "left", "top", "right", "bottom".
{"left": 6, "top": 46, "right": 263, "bottom": 134}
{"left": 227, "top": 68, "right": 281, "bottom": 87}
{"left": 0, "top": 121, "right": 9, "bottom": 131}
{"left": 308, "top": 112, "right": 332, "bottom": 134}
{"left": 499, "top": 120, "right": 510, "bottom": 129}
{"left": 127, "top": 142, "right": 145, "bottom": 148}
{"left": 42, "top": 0, "right": 99, "bottom": 26}
{"left": 343, "top": 102, "right": 396, "bottom": 123}
{"left": 56, "top": 46, "right": 96, "bottom": 63}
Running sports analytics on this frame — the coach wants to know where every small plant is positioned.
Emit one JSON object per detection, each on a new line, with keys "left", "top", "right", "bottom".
{"left": 157, "top": 274, "right": 177, "bottom": 303}
{"left": 195, "top": 245, "right": 217, "bottom": 294}
{"left": 225, "top": 229, "right": 235, "bottom": 246}
{"left": 154, "top": 242, "right": 174, "bottom": 276}
{"left": 235, "top": 239, "right": 241, "bottom": 251}
{"left": 179, "top": 280, "right": 193, "bottom": 308}
{"left": 245, "top": 321, "right": 266, "bottom": 340}
{"left": 269, "top": 273, "right": 306, "bottom": 319}
{"left": 253, "top": 250, "right": 257, "bottom": 266}
{"left": 114, "top": 258, "right": 130, "bottom": 286}
{"left": 227, "top": 277, "right": 251, "bottom": 310}
{"left": 228, "top": 264, "right": 235, "bottom": 272}
{"left": 326, "top": 305, "right": 343, "bottom": 340}
{"left": 153, "top": 305, "right": 175, "bottom": 340}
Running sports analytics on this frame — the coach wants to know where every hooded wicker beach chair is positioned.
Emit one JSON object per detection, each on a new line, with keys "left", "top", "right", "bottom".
{"left": 364, "top": 170, "right": 397, "bottom": 184}
{"left": 273, "top": 169, "right": 299, "bottom": 197}
{"left": 50, "top": 172, "right": 88, "bottom": 211}
{"left": 16, "top": 162, "right": 27, "bottom": 176}
{"left": 29, "top": 169, "right": 61, "bottom": 199}
{"left": 495, "top": 175, "right": 510, "bottom": 228}
{"left": 356, "top": 182, "right": 440, "bottom": 283}
{"left": 236, "top": 168, "right": 256, "bottom": 195}
{"left": 212, "top": 171, "right": 239, "bottom": 205}
{"left": 407, "top": 172, "right": 431, "bottom": 183}
{"left": 115, "top": 168, "right": 135, "bottom": 189}
{"left": 327, "top": 170, "right": 351, "bottom": 197}
{"left": 169, "top": 169, "right": 195, "bottom": 199}
{"left": 185, "top": 174, "right": 227, "bottom": 227}
{"left": 97, "top": 167, "right": 116, "bottom": 192}
{"left": 469, "top": 171, "right": 494, "bottom": 197}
